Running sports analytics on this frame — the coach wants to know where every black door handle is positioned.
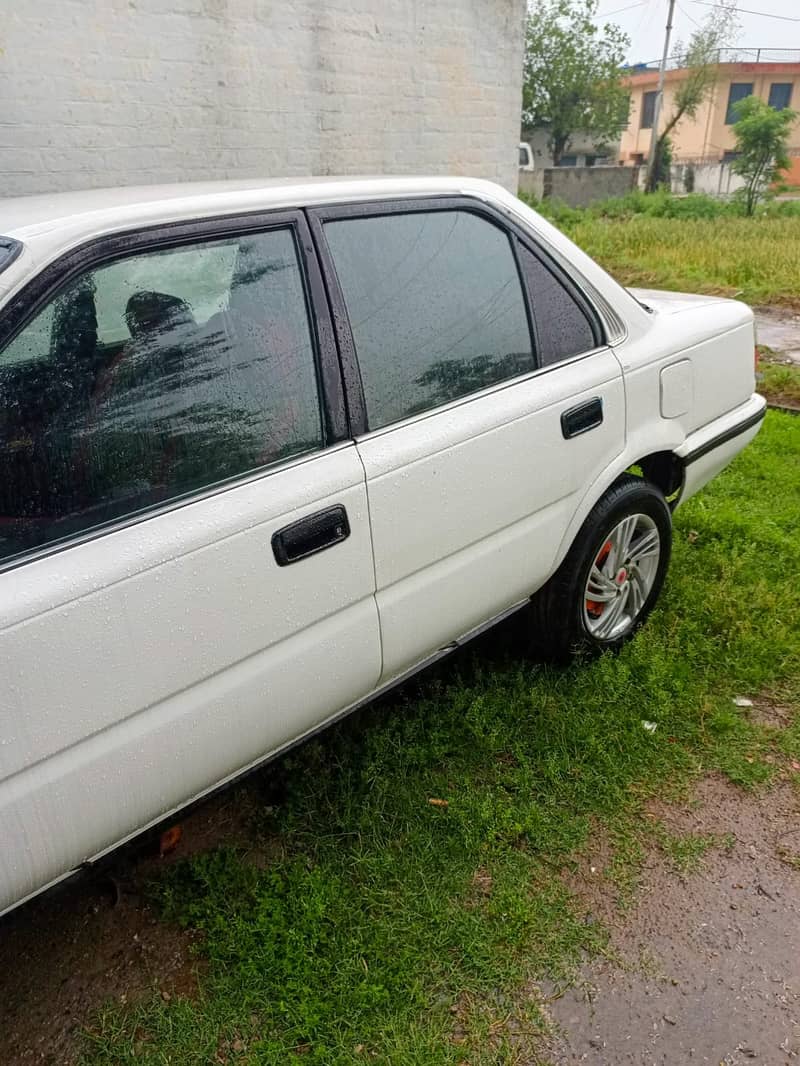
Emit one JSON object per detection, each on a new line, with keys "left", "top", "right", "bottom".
{"left": 272, "top": 505, "right": 350, "bottom": 566}
{"left": 561, "top": 397, "right": 603, "bottom": 439}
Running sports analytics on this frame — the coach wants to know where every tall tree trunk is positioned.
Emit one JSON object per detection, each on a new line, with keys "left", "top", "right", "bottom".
{"left": 551, "top": 133, "right": 569, "bottom": 167}
{"left": 646, "top": 108, "right": 684, "bottom": 193}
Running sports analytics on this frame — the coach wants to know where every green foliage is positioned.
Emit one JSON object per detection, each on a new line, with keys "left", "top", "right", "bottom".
{"left": 522, "top": 0, "right": 629, "bottom": 165}
{"left": 651, "top": 135, "right": 673, "bottom": 191}
{"left": 731, "top": 95, "right": 798, "bottom": 216}
{"left": 82, "top": 414, "right": 800, "bottom": 1065}
{"left": 757, "top": 360, "right": 800, "bottom": 407}
{"left": 646, "top": 1, "right": 739, "bottom": 192}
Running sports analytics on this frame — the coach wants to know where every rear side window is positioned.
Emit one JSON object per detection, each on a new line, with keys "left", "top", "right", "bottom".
{"left": 0, "top": 227, "right": 323, "bottom": 564}
{"left": 517, "top": 244, "right": 597, "bottom": 366}
{"left": 324, "top": 210, "right": 534, "bottom": 430}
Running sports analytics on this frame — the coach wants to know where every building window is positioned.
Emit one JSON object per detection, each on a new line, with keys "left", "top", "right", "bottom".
{"left": 768, "top": 83, "right": 793, "bottom": 111}
{"left": 640, "top": 90, "right": 657, "bottom": 129}
{"left": 557, "top": 155, "right": 578, "bottom": 166}
{"left": 722, "top": 150, "right": 741, "bottom": 163}
{"left": 725, "top": 82, "right": 754, "bottom": 124}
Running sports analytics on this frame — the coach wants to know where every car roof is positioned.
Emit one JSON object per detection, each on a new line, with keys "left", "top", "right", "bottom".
{"left": 0, "top": 175, "right": 652, "bottom": 345}
{"left": 0, "top": 175, "right": 500, "bottom": 245}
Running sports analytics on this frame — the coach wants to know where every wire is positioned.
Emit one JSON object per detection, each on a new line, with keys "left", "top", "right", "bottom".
{"left": 592, "top": 0, "right": 646, "bottom": 17}
{"left": 692, "top": 1, "right": 800, "bottom": 22}
{"left": 634, "top": 0, "right": 660, "bottom": 34}
{"left": 677, "top": 1, "right": 703, "bottom": 28}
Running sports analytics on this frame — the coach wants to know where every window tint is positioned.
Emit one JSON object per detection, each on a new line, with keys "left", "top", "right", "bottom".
{"left": 325, "top": 211, "right": 534, "bottom": 430}
{"left": 726, "top": 83, "right": 753, "bottom": 124}
{"left": 0, "top": 227, "right": 323, "bottom": 563}
{"left": 517, "top": 244, "right": 597, "bottom": 366}
{"left": 768, "top": 83, "right": 792, "bottom": 111}
{"left": 641, "top": 90, "right": 657, "bottom": 129}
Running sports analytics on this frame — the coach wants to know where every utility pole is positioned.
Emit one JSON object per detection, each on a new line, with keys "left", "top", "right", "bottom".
{"left": 646, "top": 0, "right": 676, "bottom": 191}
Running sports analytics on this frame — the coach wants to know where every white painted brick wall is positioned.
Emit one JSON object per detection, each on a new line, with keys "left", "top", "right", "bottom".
{"left": 0, "top": 0, "right": 525, "bottom": 196}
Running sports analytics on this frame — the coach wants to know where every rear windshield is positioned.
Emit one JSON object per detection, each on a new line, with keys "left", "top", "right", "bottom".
{"left": 0, "top": 237, "right": 22, "bottom": 275}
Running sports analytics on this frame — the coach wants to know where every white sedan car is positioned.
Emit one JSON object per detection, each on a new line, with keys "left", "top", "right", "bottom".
{"left": 0, "top": 177, "right": 765, "bottom": 915}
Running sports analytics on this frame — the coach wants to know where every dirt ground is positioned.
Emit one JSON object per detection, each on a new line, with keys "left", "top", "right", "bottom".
{"left": 540, "top": 770, "right": 800, "bottom": 1065}
{"left": 0, "top": 782, "right": 271, "bottom": 1066}
{"left": 754, "top": 308, "right": 800, "bottom": 366}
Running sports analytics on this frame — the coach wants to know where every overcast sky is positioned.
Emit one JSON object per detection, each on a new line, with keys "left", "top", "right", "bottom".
{"left": 594, "top": 0, "right": 800, "bottom": 64}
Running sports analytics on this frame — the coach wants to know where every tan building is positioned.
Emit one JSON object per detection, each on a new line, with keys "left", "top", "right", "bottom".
{"left": 620, "top": 60, "right": 800, "bottom": 184}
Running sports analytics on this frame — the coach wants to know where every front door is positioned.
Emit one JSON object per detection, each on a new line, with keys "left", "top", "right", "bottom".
{"left": 0, "top": 214, "right": 380, "bottom": 914}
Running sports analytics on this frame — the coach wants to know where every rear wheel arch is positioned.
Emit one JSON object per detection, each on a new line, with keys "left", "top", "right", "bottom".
{"left": 626, "top": 450, "right": 684, "bottom": 502}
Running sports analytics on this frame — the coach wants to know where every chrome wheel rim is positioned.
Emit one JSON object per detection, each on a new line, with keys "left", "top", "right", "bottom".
{"left": 582, "top": 514, "right": 661, "bottom": 640}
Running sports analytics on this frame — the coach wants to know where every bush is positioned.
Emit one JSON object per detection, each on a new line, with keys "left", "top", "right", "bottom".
{"left": 518, "top": 188, "right": 800, "bottom": 223}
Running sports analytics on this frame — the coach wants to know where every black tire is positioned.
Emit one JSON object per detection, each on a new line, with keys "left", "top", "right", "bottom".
{"left": 526, "top": 475, "right": 672, "bottom": 661}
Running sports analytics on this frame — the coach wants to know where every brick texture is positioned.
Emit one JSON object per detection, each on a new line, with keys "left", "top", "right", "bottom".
{"left": 0, "top": 0, "right": 525, "bottom": 196}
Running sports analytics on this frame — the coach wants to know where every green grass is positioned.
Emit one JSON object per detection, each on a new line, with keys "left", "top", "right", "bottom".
{"left": 652, "top": 827, "right": 732, "bottom": 874}
{"left": 758, "top": 357, "right": 800, "bottom": 408}
{"left": 80, "top": 412, "right": 800, "bottom": 1065}
{"left": 521, "top": 191, "right": 800, "bottom": 307}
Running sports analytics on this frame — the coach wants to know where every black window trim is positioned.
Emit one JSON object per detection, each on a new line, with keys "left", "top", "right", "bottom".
{"left": 0, "top": 208, "right": 349, "bottom": 573}
{"left": 306, "top": 195, "right": 606, "bottom": 438}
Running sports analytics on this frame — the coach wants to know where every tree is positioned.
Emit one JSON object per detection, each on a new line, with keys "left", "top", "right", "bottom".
{"left": 650, "top": 134, "right": 673, "bottom": 190}
{"left": 522, "top": 0, "right": 630, "bottom": 166}
{"left": 646, "top": 0, "right": 739, "bottom": 192}
{"left": 731, "top": 96, "right": 797, "bottom": 215}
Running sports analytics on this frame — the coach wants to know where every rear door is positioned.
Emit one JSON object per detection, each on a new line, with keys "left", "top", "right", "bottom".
{"left": 310, "top": 198, "right": 625, "bottom": 683}
{"left": 0, "top": 212, "right": 380, "bottom": 914}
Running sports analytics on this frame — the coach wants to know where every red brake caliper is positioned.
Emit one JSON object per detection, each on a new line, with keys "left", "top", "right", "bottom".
{"left": 586, "top": 540, "right": 612, "bottom": 618}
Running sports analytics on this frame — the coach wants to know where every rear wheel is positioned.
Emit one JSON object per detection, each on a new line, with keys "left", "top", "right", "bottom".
{"left": 527, "top": 475, "right": 672, "bottom": 660}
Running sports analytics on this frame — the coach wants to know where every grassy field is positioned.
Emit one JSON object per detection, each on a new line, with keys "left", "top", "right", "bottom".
{"left": 81, "top": 411, "right": 800, "bottom": 1065}
{"left": 523, "top": 192, "right": 800, "bottom": 308}
{"left": 562, "top": 215, "right": 800, "bottom": 307}
{"left": 759, "top": 353, "right": 800, "bottom": 409}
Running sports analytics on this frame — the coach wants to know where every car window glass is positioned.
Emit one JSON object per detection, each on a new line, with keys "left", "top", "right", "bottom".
{"left": 517, "top": 244, "right": 597, "bottom": 366}
{"left": 0, "top": 227, "right": 323, "bottom": 564}
{"left": 325, "top": 210, "right": 534, "bottom": 430}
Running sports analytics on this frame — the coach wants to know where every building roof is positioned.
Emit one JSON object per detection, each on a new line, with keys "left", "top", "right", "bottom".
{"left": 624, "top": 59, "right": 800, "bottom": 87}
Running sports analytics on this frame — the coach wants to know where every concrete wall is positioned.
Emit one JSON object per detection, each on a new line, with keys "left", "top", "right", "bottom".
{"left": 519, "top": 165, "right": 639, "bottom": 206}
{"left": 0, "top": 0, "right": 526, "bottom": 197}
{"left": 670, "top": 162, "right": 745, "bottom": 196}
